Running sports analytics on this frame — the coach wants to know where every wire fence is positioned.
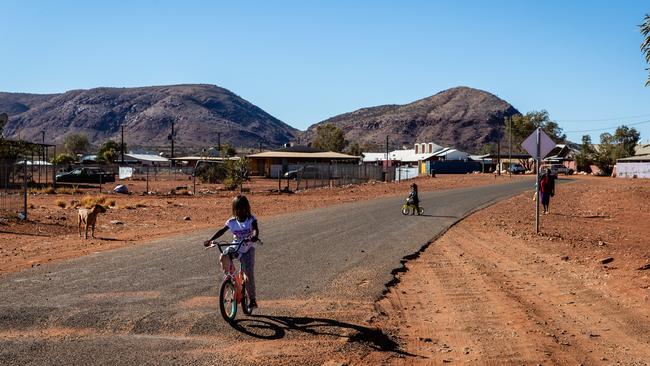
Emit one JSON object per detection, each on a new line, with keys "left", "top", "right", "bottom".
{"left": 274, "top": 163, "right": 394, "bottom": 191}
{"left": 0, "top": 159, "right": 27, "bottom": 219}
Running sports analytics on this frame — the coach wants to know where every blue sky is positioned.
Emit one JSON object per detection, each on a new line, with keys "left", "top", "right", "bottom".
{"left": 2, "top": 0, "right": 649, "bottom": 143}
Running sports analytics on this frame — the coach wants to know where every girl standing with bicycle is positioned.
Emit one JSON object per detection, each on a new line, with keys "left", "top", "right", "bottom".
{"left": 204, "top": 195, "right": 260, "bottom": 309}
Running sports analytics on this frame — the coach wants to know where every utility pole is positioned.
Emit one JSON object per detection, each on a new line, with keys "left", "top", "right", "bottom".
{"left": 41, "top": 130, "right": 45, "bottom": 184}
{"left": 170, "top": 120, "right": 175, "bottom": 166}
{"left": 121, "top": 124, "right": 125, "bottom": 163}
{"left": 217, "top": 132, "right": 221, "bottom": 152}
{"left": 385, "top": 135, "right": 389, "bottom": 165}
{"left": 496, "top": 125, "right": 501, "bottom": 176}
{"left": 508, "top": 116, "right": 512, "bottom": 178}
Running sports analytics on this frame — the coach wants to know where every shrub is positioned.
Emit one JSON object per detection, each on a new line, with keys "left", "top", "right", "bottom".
{"left": 223, "top": 177, "right": 238, "bottom": 191}
{"left": 55, "top": 199, "right": 66, "bottom": 208}
{"left": 42, "top": 187, "right": 56, "bottom": 195}
{"left": 195, "top": 162, "right": 227, "bottom": 184}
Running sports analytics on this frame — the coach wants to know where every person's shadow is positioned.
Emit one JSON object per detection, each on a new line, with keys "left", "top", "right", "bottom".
{"left": 230, "top": 314, "right": 420, "bottom": 357}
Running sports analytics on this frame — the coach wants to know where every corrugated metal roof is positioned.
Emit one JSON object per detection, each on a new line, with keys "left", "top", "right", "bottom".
{"left": 635, "top": 143, "right": 650, "bottom": 156}
{"left": 617, "top": 155, "right": 650, "bottom": 162}
{"left": 247, "top": 151, "right": 360, "bottom": 159}
{"left": 125, "top": 153, "right": 169, "bottom": 162}
{"left": 170, "top": 156, "right": 239, "bottom": 161}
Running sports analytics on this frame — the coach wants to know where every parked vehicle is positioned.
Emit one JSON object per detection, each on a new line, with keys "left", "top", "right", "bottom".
{"left": 55, "top": 167, "right": 115, "bottom": 183}
{"left": 507, "top": 163, "right": 526, "bottom": 174}
{"left": 283, "top": 166, "right": 319, "bottom": 180}
{"left": 540, "top": 163, "right": 574, "bottom": 176}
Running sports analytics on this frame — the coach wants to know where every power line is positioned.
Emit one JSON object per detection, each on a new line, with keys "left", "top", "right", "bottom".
{"left": 557, "top": 112, "right": 650, "bottom": 123}
{"left": 564, "top": 119, "right": 650, "bottom": 133}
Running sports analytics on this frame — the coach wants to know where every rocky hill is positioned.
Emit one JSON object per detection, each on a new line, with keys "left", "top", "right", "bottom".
{"left": 0, "top": 84, "right": 298, "bottom": 150}
{"left": 302, "top": 87, "right": 520, "bottom": 153}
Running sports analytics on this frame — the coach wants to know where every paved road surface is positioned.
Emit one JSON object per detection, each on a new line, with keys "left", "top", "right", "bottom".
{"left": 0, "top": 179, "right": 535, "bottom": 365}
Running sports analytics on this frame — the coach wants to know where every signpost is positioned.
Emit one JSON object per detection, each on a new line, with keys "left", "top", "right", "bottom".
{"left": 521, "top": 128, "right": 555, "bottom": 233}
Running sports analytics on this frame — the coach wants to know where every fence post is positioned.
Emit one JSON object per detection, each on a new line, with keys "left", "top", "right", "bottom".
{"left": 146, "top": 166, "right": 149, "bottom": 193}
{"left": 23, "top": 159, "right": 28, "bottom": 220}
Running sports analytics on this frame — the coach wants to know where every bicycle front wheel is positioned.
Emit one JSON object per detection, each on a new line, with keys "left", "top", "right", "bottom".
{"left": 401, "top": 205, "right": 409, "bottom": 215}
{"left": 418, "top": 207, "right": 424, "bottom": 215}
{"left": 241, "top": 280, "right": 253, "bottom": 315}
{"left": 219, "top": 279, "right": 238, "bottom": 321}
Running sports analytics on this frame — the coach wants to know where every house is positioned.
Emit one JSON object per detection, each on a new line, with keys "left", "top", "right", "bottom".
{"left": 247, "top": 145, "right": 360, "bottom": 177}
{"left": 362, "top": 142, "right": 470, "bottom": 175}
{"left": 543, "top": 144, "right": 578, "bottom": 171}
{"left": 615, "top": 142, "right": 650, "bottom": 178}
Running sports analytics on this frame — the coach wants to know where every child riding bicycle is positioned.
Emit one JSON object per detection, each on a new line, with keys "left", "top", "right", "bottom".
{"left": 406, "top": 182, "right": 421, "bottom": 215}
{"left": 204, "top": 195, "right": 260, "bottom": 309}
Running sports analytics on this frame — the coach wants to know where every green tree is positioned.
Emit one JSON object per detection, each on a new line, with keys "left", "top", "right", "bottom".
{"left": 593, "top": 125, "right": 640, "bottom": 175}
{"left": 594, "top": 132, "right": 615, "bottom": 175}
{"left": 223, "top": 156, "right": 250, "bottom": 191}
{"left": 612, "top": 125, "right": 641, "bottom": 158}
{"left": 345, "top": 141, "right": 363, "bottom": 156}
{"left": 507, "top": 111, "right": 566, "bottom": 148}
{"left": 313, "top": 124, "right": 346, "bottom": 152}
{"left": 50, "top": 153, "right": 77, "bottom": 166}
{"left": 641, "top": 14, "right": 650, "bottom": 86}
{"left": 575, "top": 135, "right": 596, "bottom": 171}
{"left": 97, "top": 140, "right": 123, "bottom": 163}
{"left": 221, "top": 144, "right": 237, "bottom": 157}
{"left": 63, "top": 133, "right": 90, "bottom": 156}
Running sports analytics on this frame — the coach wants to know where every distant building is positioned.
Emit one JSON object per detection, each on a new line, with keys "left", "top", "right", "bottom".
{"left": 247, "top": 145, "right": 360, "bottom": 177}
{"left": 362, "top": 142, "right": 470, "bottom": 175}
{"left": 615, "top": 143, "right": 650, "bottom": 178}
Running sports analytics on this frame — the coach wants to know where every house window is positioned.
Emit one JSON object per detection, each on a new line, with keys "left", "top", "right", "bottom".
{"left": 415, "top": 144, "right": 419, "bottom": 154}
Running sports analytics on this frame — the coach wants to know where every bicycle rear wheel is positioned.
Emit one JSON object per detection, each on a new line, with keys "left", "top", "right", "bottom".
{"left": 219, "top": 279, "right": 238, "bottom": 321}
{"left": 418, "top": 207, "right": 424, "bottom": 215}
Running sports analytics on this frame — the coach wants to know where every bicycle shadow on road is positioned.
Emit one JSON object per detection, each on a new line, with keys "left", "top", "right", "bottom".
{"left": 414, "top": 214, "right": 458, "bottom": 218}
{"left": 231, "top": 314, "right": 420, "bottom": 357}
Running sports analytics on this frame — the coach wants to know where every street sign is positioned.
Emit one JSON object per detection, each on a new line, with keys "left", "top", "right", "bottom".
{"left": 521, "top": 129, "right": 555, "bottom": 159}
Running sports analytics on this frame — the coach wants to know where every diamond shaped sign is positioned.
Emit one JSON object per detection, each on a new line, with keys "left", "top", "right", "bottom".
{"left": 521, "top": 129, "right": 556, "bottom": 159}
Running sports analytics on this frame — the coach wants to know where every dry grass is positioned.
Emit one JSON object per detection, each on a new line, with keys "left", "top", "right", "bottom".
{"left": 176, "top": 188, "right": 191, "bottom": 195}
{"left": 42, "top": 187, "right": 56, "bottom": 194}
{"left": 56, "top": 186, "right": 82, "bottom": 195}
{"left": 79, "top": 195, "right": 109, "bottom": 208}
{"left": 55, "top": 199, "right": 66, "bottom": 208}
{"left": 135, "top": 201, "right": 147, "bottom": 208}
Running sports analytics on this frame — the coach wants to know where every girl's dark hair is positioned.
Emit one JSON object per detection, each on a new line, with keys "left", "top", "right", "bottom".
{"left": 232, "top": 195, "right": 252, "bottom": 217}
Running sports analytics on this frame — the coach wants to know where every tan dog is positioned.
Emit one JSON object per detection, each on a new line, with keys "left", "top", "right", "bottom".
{"left": 78, "top": 204, "right": 107, "bottom": 239}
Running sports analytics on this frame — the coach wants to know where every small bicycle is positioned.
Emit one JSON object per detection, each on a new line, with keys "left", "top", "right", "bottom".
{"left": 205, "top": 239, "right": 261, "bottom": 322}
{"left": 401, "top": 199, "right": 424, "bottom": 215}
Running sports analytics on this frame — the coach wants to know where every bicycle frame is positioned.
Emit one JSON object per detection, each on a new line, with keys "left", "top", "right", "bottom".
{"left": 205, "top": 238, "right": 260, "bottom": 321}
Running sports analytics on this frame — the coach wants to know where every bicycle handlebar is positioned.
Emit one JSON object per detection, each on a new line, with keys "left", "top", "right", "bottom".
{"left": 204, "top": 238, "right": 263, "bottom": 253}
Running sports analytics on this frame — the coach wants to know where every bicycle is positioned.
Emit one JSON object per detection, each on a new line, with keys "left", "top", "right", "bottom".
{"left": 205, "top": 239, "right": 261, "bottom": 322}
{"left": 401, "top": 199, "right": 424, "bottom": 215}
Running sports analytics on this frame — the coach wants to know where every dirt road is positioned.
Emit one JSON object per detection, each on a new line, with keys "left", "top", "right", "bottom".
{"left": 368, "top": 177, "right": 650, "bottom": 365}
{"left": 0, "top": 180, "right": 534, "bottom": 365}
